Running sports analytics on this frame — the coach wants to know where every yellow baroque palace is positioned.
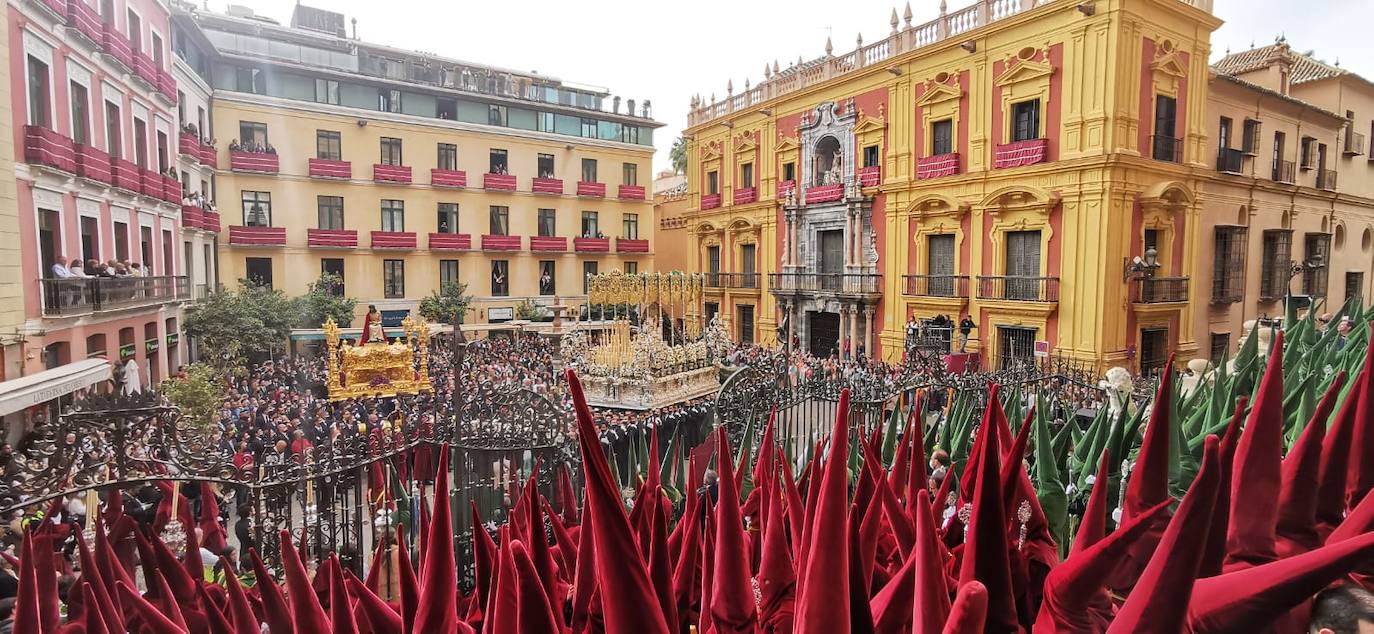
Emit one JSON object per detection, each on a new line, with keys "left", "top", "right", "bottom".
{"left": 663, "top": 0, "right": 1374, "bottom": 372}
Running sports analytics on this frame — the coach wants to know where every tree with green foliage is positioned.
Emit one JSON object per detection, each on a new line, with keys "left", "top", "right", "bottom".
{"left": 183, "top": 279, "right": 297, "bottom": 365}
{"left": 418, "top": 281, "right": 472, "bottom": 324}
{"left": 515, "top": 299, "right": 548, "bottom": 321}
{"left": 294, "top": 273, "right": 358, "bottom": 329}
{"left": 670, "top": 135, "right": 688, "bottom": 174}
{"left": 158, "top": 363, "right": 224, "bottom": 433}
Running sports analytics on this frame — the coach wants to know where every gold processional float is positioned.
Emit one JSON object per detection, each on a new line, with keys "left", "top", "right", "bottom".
{"left": 322, "top": 314, "right": 432, "bottom": 400}
{"left": 561, "top": 270, "right": 731, "bottom": 410}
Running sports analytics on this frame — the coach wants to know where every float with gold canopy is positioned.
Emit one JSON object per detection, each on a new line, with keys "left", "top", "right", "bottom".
{"left": 321, "top": 313, "right": 433, "bottom": 401}
{"left": 561, "top": 270, "right": 729, "bottom": 410}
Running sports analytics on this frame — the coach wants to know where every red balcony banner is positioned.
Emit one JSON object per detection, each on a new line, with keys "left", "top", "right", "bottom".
{"left": 993, "top": 138, "right": 1048, "bottom": 169}
{"left": 431, "top": 169, "right": 467, "bottom": 188}
{"left": 576, "top": 181, "right": 606, "bottom": 197}
{"left": 616, "top": 238, "right": 650, "bottom": 253}
{"left": 202, "top": 211, "right": 221, "bottom": 231}
{"left": 701, "top": 193, "right": 722, "bottom": 210}
{"left": 858, "top": 165, "right": 881, "bottom": 187}
{"left": 733, "top": 187, "right": 757, "bottom": 205}
{"left": 530, "top": 236, "right": 568, "bottom": 252}
{"left": 65, "top": 0, "right": 103, "bottom": 43}
{"left": 162, "top": 175, "right": 182, "bottom": 204}
{"left": 617, "top": 184, "right": 646, "bottom": 200}
{"left": 804, "top": 183, "right": 844, "bottom": 204}
{"left": 917, "top": 153, "right": 961, "bottom": 179}
{"left": 777, "top": 180, "right": 797, "bottom": 201}
{"left": 181, "top": 206, "right": 204, "bottom": 230}
{"left": 75, "top": 144, "right": 111, "bottom": 183}
{"left": 228, "top": 226, "right": 286, "bottom": 246}
{"left": 230, "top": 151, "right": 279, "bottom": 173}
{"left": 483, "top": 173, "right": 517, "bottom": 191}
{"left": 481, "top": 234, "right": 522, "bottom": 251}
{"left": 308, "top": 229, "right": 359, "bottom": 248}
{"left": 101, "top": 24, "right": 133, "bottom": 69}
{"left": 309, "top": 159, "right": 352, "bottom": 179}
{"left": 532, "top": 177, "right": 564, "bottom": 195}
{"left": 427, "top": 233, "right": 472, "bottom": 250}
{"left": 179, "top": 133, "right": 201, "bottom": 162}
{"left": 373, "top": 164, "right": 412, "bottom": 184}
{"left": 369, "top": 231, "right": 417, "bottom": 249}
{"left": 111, "top": 158, "right": 140, "bottom": 192}
{"left": 23, "top": 126, "right": 76, "bottom": 173}
{"left": 574, "top": 237, "right": 610, "bottom": 253}
{"left": 199, "top": 144, "right": 218, "bottom": 168}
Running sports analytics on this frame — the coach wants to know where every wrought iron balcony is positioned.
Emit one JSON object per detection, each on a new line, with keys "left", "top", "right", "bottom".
{"left": 1216, "top": 147, "right": 1245, "bottom": 174}
{"left": 307, "top": 229, "right": 358, "bottom": 248}
{"left": 1318, "top": 169, "right": 1338, "bottom": 191}
{"left": 705, "top": 273, "right": 760, "bottom": 289}
{"left": 431, "top": 169, "right": 467, "bottom": 188}
{"left": 40, "top": 275, "right": 189, "bottom": 316}
{"left": 917, "top": 153, "right": 960, "bottom": 179}
{"left": 617, "top": 185, "right": 646, "bottom": 200}
{"left": 229, "top": 151, "right": 279, "bottom": 173}
{"left": 309, "top": 158, "right": 352, "bottom": 179}
{"left": 1134, "top": 276, "right": 1189, "bottom": 304}
{"left": 768, "top": 272, "right": 881, "bottom": 296}
{"left": 1151, "top": 135, "right": 1182, "bottom": 163}
{"left": 903, "top": 274, "right": 970, "bottom": 298}
{"left": 993, "top": 138, "right": 1047, "bottom": 169}
{"left": 701, "top": 193, "right": 722, "bottom": 210}
{"left": 858, "top": 165, "right": 881, "bottom": 187}
{"left": 1345, "top": 131, "right": 1366, "bottom": 156}
{"left": 427, "top": 233, "right": 471, "bottom": 250}
{"left": 616, "top": 238, "right": 650, "bottom": 253}
{"left": 1272, "top": 159, "right": 1296, "bottom": 184}
{"left": 576, "top": 181, "right": 606, "bottom": 197}
{"left": 976, "top": 275, "right": 1060, "bottom": 302}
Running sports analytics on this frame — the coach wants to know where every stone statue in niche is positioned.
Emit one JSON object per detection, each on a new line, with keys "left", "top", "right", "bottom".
{"left": 813, "top": 135, "right": 844, "bottom": 187}
{"left": 825, "top": 150, "right": 844, "bottom": 185}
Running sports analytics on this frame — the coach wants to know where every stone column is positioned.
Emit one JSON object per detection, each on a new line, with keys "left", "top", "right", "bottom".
{"left": 838, "top": 307, "right": 848, "bottom": 356}
{"left": 850, "top": 209, "right": 860, "bottom": 267}
{"left": 781, "top": 211, "right": 791, "bottom": 266}
{"left": 864, "top": 305, "right": 875, "bottom": 358}
{"left": 848, "top": 304, "right": 859, "bottom": 359}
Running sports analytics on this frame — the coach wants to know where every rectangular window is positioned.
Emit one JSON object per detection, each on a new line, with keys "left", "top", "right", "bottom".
{"left": 707, "top": 245, "right": 721, "bottom": 274}
{"left": 314, "top": 79, "right": 339, "bottom": 105}
{"left": 624, "top": 262, "right": 637, "bottom": 274}
{"left": 381, "top": 89, "right": 402, "bottom": 113}
{"left": 737, "top": 305, "right": 755, "bottom": 344}
{"left": 113, "top": 221, "right": 129, "bottom": 261}
{"left": 1152, "top": 95, "right": 1178, "bottom": 161}
{"left": 1242, "top": 119, "right": 1261, "bottom": 153}
{"left": 436, "top": 203, "right": 458, "bottom": 234}
{"left": 321, "top": 258, "right": 344, "bottom": 295}
{"left": 582, "top": 261, "right": 597, "bottom": 293}
{"left": 1211, "top": 226, "right": 1248, "bottom": 303}
{"left": 317, "top": 196, "right": 344, "bottom": 229}
{"left": 740, "top": 162, "right": 754, "bottom": 188}
{"left": 621, "top": 126, "right": 640, "bottom": 144}
{"left": 704, "top": 302, "right": 719, "bottom": 324}
{"left": 70, "top": 81, "right": 89, "bottom": 144}
{"left": 491, "top": 260, "right": 509, "bottom": 296}
{"left": 126, "top": 9, "right": 140, "bottom": 50}
{"left": 80, "top": 216, "right": 98, "bottom": 262}
{"left": 862, "top": 145, "right": 879, "bottom": 168}
{"left": 439, "top": 260, "right": 459, "bottom": 287}
{"left": 1209, "top": 333, "right": 1231, "bottom": 364}
{"left": 105, "top": 101, "right": 122, "bottom": 158}
{"left": 537, "top": 154, "right": 555, "bottom": 179}
{"left": 622, "top": 162, "right": 638, "bottom": 186}
{"left": 581, "top": 158, "right": 598, "bottom": 182}
{"left": 437, "top": 98, "right": 456, "bottom": 120}
{"left": 538, "top": 261, "right": 555, "bottom": 295}
{"left": 1218, "top": 117, "right": 1232, "bottom": 149}
{"left": 241, "top": 191, "right": 272, "bottom": 227}
{"left": 380, "top": 199, "right": 405, "bottom": 232}
{"left": 316, "top": 130, "right": 341, "bottom": 160}
{"left": 581, "top": 211, "right": 599, "bottom": 238}
{"left": 1272, "top": 132, "right": 1288, "bottom": 181}
{"left": 931, "top": 119, "right": 953, "bottom": 155}
{"left": 1140, "top": 328, "right": 1169, "bottom": 376}
{"left": 488, "top": 104, "right": 507, "bottom": 126}
{"left": 1302, "top": 233, "right": 1332, "bottom": 298}
{"left": 740, "top": 243, "right": 756, "bottom": 275}
{"left": 581, "top": 118, "right": 597, "bottom": 138}
{"left": 245, "top": 257, "right": 272, "bottom": 288}
{"left": 383, "top": 259, "right": 405, "bottom": 298}
{"left": 489, "top": 149, "right": 507, "bottom": 173}
{"left": 437, "top": 143, "right": 457, "bottom": 170}
{"left": 623, "top": 213, "right": 639, "bottom": 240}
{"left": 537, "top": 209, "right": 556, "bottom": 237}
{"left": 156, "top": 131, "right": 168, "bottom": 172}
{"left": 1012, "top": 99, "right": 1040, "bottom": 142}
{"left": 782, "top": 162, "right": 796, "bottom": 182}
{"left": 133, "top": 117, "right": 148, "bottom": 167}
{"left": 380, "top": 137, "right": 403, "bottom": 165}
{"left": 1260, "top": 229, "right": 1293, "bottom": 300}
{"left": 707, "top": 170, "right": 719, "bottom": 195}
{"left": 927, "top": 234, "right": 957, "bottom": 296}
{"left": 1345, "top": 272, "right": 1364, "bottom": 303}
{"left": 489, "top": 206, "right": 509, "bottom": 235}
{"left": 537, "top": 112, "right": 554, "bottom": 133}
{"left": 1300, "top": 137, "right": 1316, "bottom": 169}
{"left": 238, "top": 121, "right": 267, "bottom": 148}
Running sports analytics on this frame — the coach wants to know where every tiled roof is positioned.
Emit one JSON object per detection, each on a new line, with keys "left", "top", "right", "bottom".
{"left": 1213, "top": 43, "right": 1349, "bottom": 85}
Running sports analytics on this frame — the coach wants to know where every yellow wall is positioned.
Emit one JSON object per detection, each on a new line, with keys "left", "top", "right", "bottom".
{"left": 213, "top": 95, "right": 655, "bottom": 324}
{"left": 0, "top": 4, "right": 22, "bottom": 379}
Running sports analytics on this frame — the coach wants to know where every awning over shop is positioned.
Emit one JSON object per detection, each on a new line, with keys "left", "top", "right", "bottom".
{"left": 0, "top": 358, "right": 111, "bottom": 417}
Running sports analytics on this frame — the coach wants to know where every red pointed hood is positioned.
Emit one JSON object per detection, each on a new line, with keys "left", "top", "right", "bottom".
{"left": 511, "top": 540, "right": 560, "bottom": 633}
{"left": 345, "top": 571, "right": 403, "bottom": 634}
{"left": 1317, "top": 365, "right": 1363, "bottom": 534}
{"left": 1327, "top": 483, "right": 1374, "bottom": 545}
{"left": 81, "top": 581, "right": 109, "bottom": 634}
{"left": 542, "top": 498, "right": 578, "bottom": 584}
{"left": 469, "top": 501, "right": 497, "bottom": 621}
{"left": 710, "top": 424, "right": 757, "bottom": 634}
{"left": 943, "top": 581, "right": 989, "bottom": 634}
{"left": 1072, "top": 450, "right": 1113, "bottom": 556}
{"left": 247, "top": 548, "right": 293, "bottom": 634}
{"left": 558, "top": 463, "right": 581, "bottom": 526}
{"left": 327, "top": 556, "right": 359, "bottom": 634}
{"left": 76, "top": 527, "right": 124, "bottom": 633}
{"left": 757, "top": 468, "right": 795, "bottom": 628}
{"left": 1107, "top": 435, "right": 1223, "bottom": 633}
{"left": 221, "top": 558, "right": 259, "bottom": 634}
{"left": 1124, "top": 355, "right": 1174, "bottom": 522}
{"left": 669, "top": 491, "right": 703, "bottom": 633}
{"left": 912, "top": 495, "right": 953, "bottom": 634}
{"left": 566, "top": 369, "right": 671, "bottom": 634}
{"left": 1226, "top": 329, "right": 1286, "bottom": 570}
{"left": 32, "top": 530, "right": 60, "bottom": 632}
{"left": 793, "top": 389, "right": 853, "bottom": 634}
{"left": 395, "top": 523, "right": 419, "bottom": 632}
{"left": 1277, "top": 371, "right": 1346, "bottom": 555}
{"left": 956, "top": 386, "right": 1018, "bottom": 633}
{"left": 14, "top": 530, "right": 40, "bottom": 634}
{"left": 198, "top": 482, "right": 228, "bottom": 553}
{"left": 414, "top": 446, "right": 458, "bottom": 634}
{"left": 150, "top": 567, "right": 190, "bottom": 632}
{"left": 487, "top": 529, "right": 519, "bottom": 634}
{"left": 116, "top": 581, "right": 187, "bottom": 634}
{"left": 279, "top": 529, "right": 331, "bottom": 633}
{"left": 1187, "top": 531, "right": 1374, "bottom": 632}
{"left": 1346, "top": 321, "right": 1374, "bottom": 509}
{"left": 1035, "top": 498, "right": 1173, "bottom": 633}
{"left": 1199, "top": 397, "right": 1248, "bottom": 580}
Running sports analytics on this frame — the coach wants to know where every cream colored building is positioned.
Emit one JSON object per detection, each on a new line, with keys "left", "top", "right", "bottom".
{"left": 0, "top": 1, "right": 21, "bottom": 380}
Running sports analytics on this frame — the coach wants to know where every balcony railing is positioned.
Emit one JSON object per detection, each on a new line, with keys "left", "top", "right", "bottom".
{"left": 373, "top": 163, "right": 412, "bottom": 184}
{"left": 701, "top": 193, "right": 722, "bottom": 210}
{"left": 131, "top": 51, "right": 158, "bottom": 89}
{"left": 917, "top": 153, "right": 960, "bottom": 179}
{"left": 229, "top": 151, "right": 279, "bottom": 173}
{"left": 427, "top": 232, "right": 471, "bottom": 250}
{"left": 111, "top": 158, "right": 140, "bottom": 192}
{"left": 733, "top": 187, "right": 757, "bottom": 205}
{"left": 616, "top": 238, "right": 650, "bottom": 253}
{"left": 903, "top": 274, "right": 970, "bottom": 298}
{"left": 370, "top": 231, "right": 417, "bottom": 249}
{"left": 529, "top": 236, "right": 568, "bottom": 252}
{"left": 179, "top": 133, "right": 201, "bottom": 162}
{"left": 705, "top": 272, "right": 761, "bottom": 289}
{"left": 101, "top": 23, "right": 132, "bottom": 70}
{"left": 976, "top": 275, "right": 1060, "bottom": 302}
{"left": 431, "top": 169, "right": 467, "bottom": 188}
{"left": 309, "top": 158, "right": 352, "bottom": 179}
{"left": 483, "top": 173, "right": 517, "bottom": 191}
{"left": 617, "top": 185, "right": 646, "bottom": 200}
{"left": 1134, "top": 276, "right": 1189, "bottom": 303}
{"left": 1216, "top": 147, "right": 1245, "bottom": 174}
{"left": 858, "top": 165, "right": 882, "bottom": 187}
{"left": 1345, "top": 131, "right": 1366, "bottom": 156}
{"left": 307, "top": 229, "right": 358, "bottom": 248}
{"left": 199, "top": 144, "right": 218, "bottom": 167}
{"left": 804, "top": 183, "right": 845, "bottom": 204}
{"left": 532, "top": 177, "right": 563, "bottom": 195}
{"left": 480, "top": 234, "right": 522, "bottom": 251}
{"left": 574, "top": 237, "right": 610, "bottom": 253}
{"left": 23, "top": 126, "right": 76, "bottom": 173}
{"left": 993, "top": 138, "right": 1048, "bottom": 169}
{"left": 777, "top": 180, "right": 797, "bottom": 201}
{"left": 228, "top": 226, "right": 286, "bottom": 246}
{"left": 768, "top": 272, "right": 881, "bottom": 295}
{"left": 65, "top": 0, "right": 103, "bottom": 45}
{"left": 162, "top": 175, "right": 181, "bottom": 204}
{"left": 40, "top": 275, "right": 189, "bottom": 316}
{"left": 1272, "top": 159, "right": 1296, "bottom": 184}
{"left": 1150, "top": 135, "right": 1182, "bottom": 163}
{"left": 1318, "top": 169, "right": 1338, "bottom": 191}
{"left": 74, "top": 144, "right": 111, "bottom": 183}
{"left": 576, "top": 181, "right": 606, "bottom": 197}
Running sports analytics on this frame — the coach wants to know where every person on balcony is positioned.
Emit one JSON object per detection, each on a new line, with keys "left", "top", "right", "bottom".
{"left": 68, "top": 259, "right": 86, "bottom": 278}
{"left": 50, "top": 257, "right": 71, "bottom": 279}
{"left": 958, "top": 314, "right": 976, "bottom": 352}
